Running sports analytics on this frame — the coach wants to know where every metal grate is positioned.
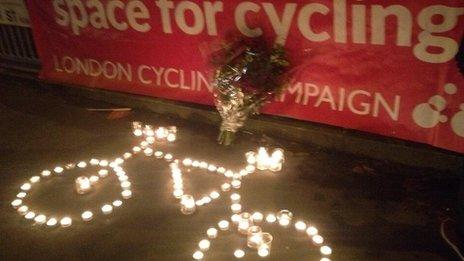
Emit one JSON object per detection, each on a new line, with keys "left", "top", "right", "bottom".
{"left": 0, "top": 24, "right": 40, "bottom": 70}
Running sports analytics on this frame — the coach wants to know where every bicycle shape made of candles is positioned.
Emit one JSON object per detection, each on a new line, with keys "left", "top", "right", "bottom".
{"left": 10, "top": 122, "right": 333, "bottom": 260}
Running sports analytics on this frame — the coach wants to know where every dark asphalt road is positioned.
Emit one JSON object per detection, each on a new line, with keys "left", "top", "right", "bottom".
{"left": 0, "top": 74, "right": 461, "bottom": 260}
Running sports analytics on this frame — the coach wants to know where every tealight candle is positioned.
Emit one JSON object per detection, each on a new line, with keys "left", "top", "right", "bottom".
{"left": 230, "top": 193, "right": 241, "bottom": 203}
{"left": 306, "top": 226, "right": 318, "bottom": 236}
{"left": 11, "top": 199, "right": 22, "bottom": 208}
{"left": 75, "top": 176, "right": 92, "bottom": 194}
{"left": 89, "top": 175, "right": 99, "bottom": 184}
{"left": 295, "top": 221, "right": 307, "bottom": 231}
{"left": 277, "top": 210, "right": 293, "bottom": 226}
{"left": 199, "top": 162, "right": 208, "bottom": 169}
{"left": 234, "top": 249, "right": 245, "bottom": 258}
{"left": 221, "top": 183, "right": 231, "bottom": 191}
{"left": 257, "top": 233, "right": 273, "bottom": 257}
{"left": 90, "top": 159, "right": 99, "bottom": 165}
{"left": 192, "top": 251, "right": 204, "bottom": 260}
{"left": 77, "top": 161, "right": 87, "bottom": 168}
{"left": 256, "top": 147, "right": 270, "bottom": 170}
{"left": 60, "top": 217, "right": 72, "bottom": 227}
{"left": 34, "top": 214, "right": 47, "bottom": 224}
{"left": 231, "top": 180, "right": 241, "bottom": 189}
{"left": 16, "top": 192, "right": 26, "bottom": 198}
{"left": 207, "top": 227, "right": 218, "bottom": 238}
{"left": 144, "top": 148, "right": 153, "bottom": 156}
{"left": 245, "top": 165, "right": 256, "bottom": 173}
{"left": 173, "top": 189, "right": 184, "bottom": 198}
{"left": 113, "top": 200, "right": 123, "bottom": 207}
{"left": 41, "top": 170, "right": 51, "bottom": 177}
{"left": 198, "top": 239, "right": 210, "bottom": 251}
{"left": 231, "top": 214, "right": 241, "bottom": 224}
{"left": 17, "top": 205, "right": 28, "bottom": 215}
{"left": 252, "top": 212, "right": 264, "bottom": 223}
{"left": 81, "top": 211, "right": 93, "bottom": 221}
{"left": 30, "top": 176, "right": 40, "bottom": 183}
{"left": 266, "top": 214, "right": 277, "bottom": 223}
{"left": 167, "top": 133, "right": 176, "bottom": 142}
{"left": 180, "top": 195, "right": 196, "bottom": 215}
{"left": 320, "top": 246, "right": 332, "bottom": 255}
{"left": 238, "top": 213, "right": 253, "bottom": 234}
{"left": 25, "top": 211, "right": 36, "bottom": 220}
{"left": 120, "top": 181, "right": 131, "bottom": 189}
{"left": 231, "top": 203, "right": 242, "bottom": 213}
{"left": 247, "top": 226, "right": 263, "bottom": 249}
{"left": 164, "top": 154, "right": 173, "bottom": 161}
{"left": 207, "top": 165, "right": 217, "bottom": 172}
{"left": 20, "top": 183, "right": 31, "bottom": 191}
{"left": 312, "top": 235, "right": 324, "bottom": 245}
{"left": 209, "top": 191, "right": 220, "bottom": 199}
{"left": 54, "top": 166, "right": 64, "bottom": 174}
{"left": 123, "top": 152, "right": 132, "bottom": 159}
{"left": 218, "top": 220, "right": 230, "bottom": 231}
{"left": 245, "top": 151, "right": 256, "bottom": 164}
{"left": 321, "top": 258, "right": 331, "bottom": 261}
{"left": 153, "top": 151, "right": 163, "bottom": 158}
{"left": 217, "top": 167, "right": 226, "bottom": 173}
{"left": 102, "top": 204, "right": 113, "bottom": 214}
{"left": 122, "top": 190, "right": 132, "bottom": 199}
{"left": 99, "top": 160, "right": 109, "bottom": 167}
{"left": 46, "top": 218, "right": 58, "bottom": 227}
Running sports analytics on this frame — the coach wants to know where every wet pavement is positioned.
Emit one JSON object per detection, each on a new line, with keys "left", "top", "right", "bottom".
{"left": 0, "top": 74, "right": 462, "bottom": 260}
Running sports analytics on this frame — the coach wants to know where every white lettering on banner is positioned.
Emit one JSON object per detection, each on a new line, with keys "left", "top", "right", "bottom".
{"left": 51, "top": 0, "right": 464, "bottom": 64}
{"left": 53, "top": 55, "right": 132, "bottom": 81}
{"left": 282, "top": 82, "right": 401, "bottom": 121}
{"left": 53, "top": 0, "right": 151, "bottom": 35}
{"left": 52, "top": 55, "right": 402, "bottom": 121}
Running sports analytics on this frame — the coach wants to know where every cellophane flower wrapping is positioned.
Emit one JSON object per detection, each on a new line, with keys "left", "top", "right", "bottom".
{"left": 211, "top": 38, "right": 290, "bottom": 145}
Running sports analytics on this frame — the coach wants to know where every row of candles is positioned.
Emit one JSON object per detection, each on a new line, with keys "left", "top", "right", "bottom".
{"left": 11, "top": 122, "right": 333, "bottom": 260}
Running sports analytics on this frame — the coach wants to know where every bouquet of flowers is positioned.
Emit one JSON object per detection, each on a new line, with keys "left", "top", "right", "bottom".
{"left": 211, "top": 38, "right": 290, "bottom": 145}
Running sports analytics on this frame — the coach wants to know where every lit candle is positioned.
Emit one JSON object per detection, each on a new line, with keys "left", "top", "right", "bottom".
{"left": 144, "top": 148, "right": 153, "bottom": 156}
{"left": 245, "top": 151, "right": 256, "bottom": 164}
{"left": 252, "top": 212, "right": 264, "bottom": 223}
{"left": 11, "top": 199, "right": 22, "bottom": 208}
{"left": 256, "top": 147, "right": 270, "bottom": 170}
{"left": 41, "top": 170, "right": 51, "bottom": 177}
{"left": 266, "top": 214, "right": 277, "bottom": 223}
{"left": 34, "top": 214, "right": 46, "bottom": 224}
{"left": 312, "top": 235, "right": 324, "bottom": 245}
{"left": 60, "top": 217, "right": 72, "bottom": 227}
{"left": 238, "top": 213, "right": 253, "bottom": 234}
{"left": 230, "top": 193, "right": 241, "bottom": 203}
{"left": 30, "top": 176, "right": 40, "bottom": 183}
{"left": 231, "top": 214, "right": 241, "bottom": 224}
{"left": 218, "top": 220, "right": 230, "bottom": 231}
{"left": 75, "top": 176, "right": 92, "bottom": 194}
{"left": 198, "top": 239, "right": 210, "bottom": 251}
{"left": 120, "top": 181, "right": 131, "bottom": 189}
{"left": 180, "top": 195, "right": 196, "bottom": 215}
{"left": 17, "top": 205, "right": 28, "bottom": 215}
{"left": 89, "top": 175, "right": 99, "bottom": 184}
{"left": 231, "top": 180, "right": 241, "bottom": 189}
{"left": 257, "top": 233, "right": 273, "bottom": 257}
{"left": 77, "top": 161, "right": 87, "bottom": 168}
{"left": 192, "top": 250, "right": 204, "bottom": 260}
{"left": 20, "top": 183, "right": 32, "bottom": 191}
{"left": 81, "top": 211, "right": 93, "bottom": 221}
{"left": 167, "top": 133, "right": 176, "bottom": 142}
{"left": 247, "top": 226, "right": 263, "bottom": 249}
{"left": 113, "top": 200, "right": 123, "bottom": 207}
{"left": 277, "top": 210, "right": 293, "bottom": 226}
{"left": 17, "top": 192, "right": 27, "bottom": 198}
{"left": 207, "top": 165, "right": 217, "bottom": 172}
{"left": 101, "top": 204, "right": 113, "bottom": 215}
{"left": 295, "top": 221, "right": 307, "bottom": 231}
{"left": 154, "top": 151, "right": 164, "bottom": 158}
{"left": 99, "top": 160, "right": 109, "bottom": 167}
{"left": 221, "top": 183, "right": 231, "bottom": 192}
{"left": 231, "top": 203, "right": 242, "bottom": 213}
{"left": 320, "top": 246, "right": 332, "bottom": 255}
{"left": 46, "top": 218, "right": 58, "bottom": 227}
{"left": 121, "top": 190, "right": 132, "bottom": 199}
{"left": 209, "top": 191, "right": 220, "bottom": 199}
{"left": 306, "top": 226, "right": 318, "bottom": 236}
{"left": 24, "top": 211, "right": 36, "bottom": 220}
{"left": 54, "top": 166, "right": 64, "bottom": 174}
{"left": 206, "top": 227, "right": 218, "bottom": 239}
{"left": 234, "top": 249, "right": 245, "bottom": 258}
{"left": 90, "top": 159, "right": 100, "bottom": 165}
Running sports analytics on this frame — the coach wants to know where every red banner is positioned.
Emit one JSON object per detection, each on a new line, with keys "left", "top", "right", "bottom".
{"left": 27, "top": 0, "right": 464, "bottom": 153}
